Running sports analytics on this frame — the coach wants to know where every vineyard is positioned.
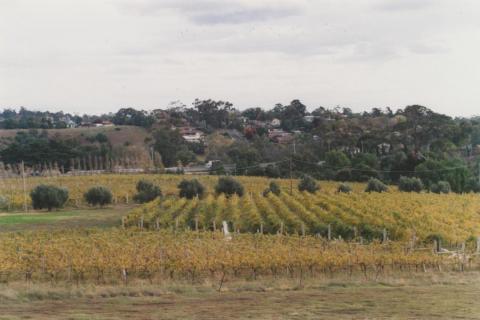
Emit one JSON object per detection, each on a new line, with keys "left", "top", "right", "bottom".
{"left": 0, "top": 230, "right": 467, "bottom": 285}
{"left": 0, "top": 173, "right": 478, "bottom": 292}
{"left": 0, "top": 173, "right": 479, "bottom": 243}
{"left": 126, "top": 188, "right": 480, "bottom": 243}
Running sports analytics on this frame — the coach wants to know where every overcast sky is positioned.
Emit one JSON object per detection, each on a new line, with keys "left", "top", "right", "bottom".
{"left": 1, "top": 0, "right": 480, "bottom": 116}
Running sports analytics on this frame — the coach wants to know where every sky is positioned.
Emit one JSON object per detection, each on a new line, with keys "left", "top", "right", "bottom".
{"left": 1, "top": 0, "right": 480, "bottom": 117}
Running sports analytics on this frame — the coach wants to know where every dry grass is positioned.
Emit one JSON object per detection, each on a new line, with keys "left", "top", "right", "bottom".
{"left": 0, "top": 272, "right": 478, "bottom": 319}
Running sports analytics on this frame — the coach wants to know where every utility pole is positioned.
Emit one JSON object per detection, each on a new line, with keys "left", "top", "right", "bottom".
{"left": 21, "top": 161, "right": 27, "bottom": 212}
{"left": 289, "top": 157, "right": 293, "bottom": 195}
{"left": 290, "top": 138, "right": 298, "bottom": 195}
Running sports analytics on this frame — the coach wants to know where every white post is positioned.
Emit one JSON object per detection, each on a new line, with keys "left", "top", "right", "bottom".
{"left": 328, "top": 224, "right": 332, "bottom": 241}
{"left": 223, "top": 221, "right": 232, "bottom": 240}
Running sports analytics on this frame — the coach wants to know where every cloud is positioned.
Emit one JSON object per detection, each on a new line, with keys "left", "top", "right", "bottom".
{"left": 118, "top": 0, "right": 303, "bottom": 24}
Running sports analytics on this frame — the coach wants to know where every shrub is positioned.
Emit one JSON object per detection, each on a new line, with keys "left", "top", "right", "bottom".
{"left": 398, "top": 176, "right": 424, "bottom": 193}
{"left": 133, "top": 180, "right": 162, "bottom": 203}
{"left": 430, "top": 181, "right": 451, "bottom": 194}
{"left": 337, "top": 183, "right": 352, "bottom": 194}
{"left": 178, "top": 179, "right": 205, "bottom": 199}
{"left": 465, "top": 177, "right": 480, "bottom": 193}
{"left": 365, "top": 178, "right": 388, "bottom": 193}
{"left": 215, "top": 177, "right": 244, "bottom": 197}
{"left": 263, "top": 181, "right": 281, "bottom": 197}
{"left": 84, "top": 186, "right": 112, "bottom": 207}
{"left": 30, "top": 185, "right": 69, "bottom": 211}
{"left": 0, "top": 196, "right": 8, "bottom": 210}
{"left": 298, "top": 175, "right": 319, "bottom": 194}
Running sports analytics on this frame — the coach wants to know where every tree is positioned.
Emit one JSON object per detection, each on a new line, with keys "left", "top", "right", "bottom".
{"left": 215, "top": 177, "right": 244, "bottom": 197}
{"left": 430, "top": 181, "right": 451, "bottom": 194}
{"left": 84, "top": 186, "right": 113, "bottom": 207}
{"left": 325, "top": 150, "right": 351, "bottom": 169}
{"left": 192, "top": 99, "right": 233, "bottom": 129}
{"left": 365, "top": 178, "right": 388, "bottom": 193}
{"left": 398, "top": 176, "right": 424, "bottom": 193}
{"left": 113, "top": 108, "right": 154, "bottom": 127}
{"left": 30, "top": 185, "right": 69, "bottom": 211}
{"left": 0, "top": 130, "right": 84, "bottom": 169}
{"left": 263, "top": 181, "right": 281, "bottom": 196}
{"left": 337, "top": 183, "right": 352, "bottom": 193}
{"left": 133, "top": 180, "right": 162, "bottom": 203}
{"left": 298, "top": 175, "right": 319, "bottom": 193}
{"left": 153, "top": 127, "right": 186, "bottom": 167}
{"left": 178, "top": 179, "right": 205, "bottom": 199}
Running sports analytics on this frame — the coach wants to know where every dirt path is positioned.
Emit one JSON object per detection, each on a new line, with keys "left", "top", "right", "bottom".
{"left": 0, "top": 281, "right": 479, "bottom": 320}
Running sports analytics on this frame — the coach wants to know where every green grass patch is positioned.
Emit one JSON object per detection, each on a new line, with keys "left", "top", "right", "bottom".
{"left": 0, "top": 211, "right": 78, "bottom": 225}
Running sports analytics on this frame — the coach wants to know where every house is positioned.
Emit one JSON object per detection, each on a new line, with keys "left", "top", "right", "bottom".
{"left": 91, "top": 120, "right": 114, "bottom": 127}
{"left": 178, "top": 127, "right": 205, "bottom": 143}
{"left": 248, "top": 120, "right": 267, "bottom": 128}
{"left": 268, "top": 129, "right": 293, "bottom": 144}
{"left": 303, "top": 115, "right": 316, "bottom": 123}
{"left": 183, "top": 131, "right": 204, "bottom": 143}
{"left": 102, "top": 121, "right": 114, "bottom": 127}
{"left": 66, "top": 119, "right": 76, "bottom": 128}
{"left": 377, "top": 143, "right": 392, "bottom": 155}
{"left": 270, "top": 118, "right": 281, "bottom": 128}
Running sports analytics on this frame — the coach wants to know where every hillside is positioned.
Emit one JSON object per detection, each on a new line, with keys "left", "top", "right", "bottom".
{"left": 0, "top": 125, "right": 150, "bottom": 148}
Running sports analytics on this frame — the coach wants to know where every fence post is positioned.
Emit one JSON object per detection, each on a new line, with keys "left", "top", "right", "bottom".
{"left": 260, "top": 223, "right": 264, "bottom": 234}
{"left": 328, "top": 224, "right": 332, "bottom": 241}
{"left": 382, "top": 228, "right": 387, "bottom": 243}
{"left": 280, "top": 222, "right": 284, "bottom": 235}
{"left": 156, "top": 218, "right": 160, "bottom": 230}
{"left": 433, "top": 240, "right": 438, "bottom": 254}
{"left": 213, "top": 220, "right": 216, "bottom": 232}
{"left": 476, "top": 237, "right": 480, "bottom": 254}
{"left": 140, "top": 215, "right": 144, "bottom": 230}
{"left": 195, "top": 217, "right": 199, "bottom": 232}
{"left": 223, "top": 221, "right": 232, "bottom": 240}
{"left": 301, "top": 223, "right": 305, "bottom": 237}
{"left": 121, "top": 217, "right": 125, "bottom": 229}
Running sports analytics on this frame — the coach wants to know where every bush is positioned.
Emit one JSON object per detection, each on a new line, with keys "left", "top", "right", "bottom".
{"left": 215, "top": 177, "right": 244, "bottom": 197}
{"left": 365, "top": 178, "right": 388, "bottom": 193}
{"left": 337, "top": 183, "right": 352, "bottom": 194}
{"left": 178, "top": 179, "right": 205, "bottom": 199}
{"left": 30, "top": 185, "right": 69, "bottom": 211}
{"left": 84, "top": 186, "right": 112, "bottom": 207}
{"left": 0, "top": 196, "right": 8, "bottom": 210}
{"left": 298, "top": 175, "right": 319, "bottom": 193}
{"left": 430, "top": 181, "right": 451, "bottom": 194}
{"left": 133, "top": 180, "right": 162, "bottom": 203}
{"left": 465, "top": 177, "right": 480, "bottom": 193}
{"left": 398, "top": 176, "right": 424, "bottom": 193}
{"left": 263, "top": 181, "right": 281, "bottom": 197}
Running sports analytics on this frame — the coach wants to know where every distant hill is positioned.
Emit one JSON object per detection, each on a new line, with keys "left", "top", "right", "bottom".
{"left": 0, "top": 125, "right": 150, "bottom": 148}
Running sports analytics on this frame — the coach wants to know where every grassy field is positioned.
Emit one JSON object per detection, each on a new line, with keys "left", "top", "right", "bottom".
{"left": 0, "top": 206, "right": 131, "bottom": 232}
{"left": 0, "top": 273, "right": 478, "bottom": 319}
